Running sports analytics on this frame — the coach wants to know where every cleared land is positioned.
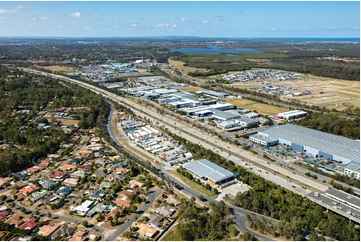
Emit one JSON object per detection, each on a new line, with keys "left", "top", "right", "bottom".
{"left": 168, "top": 59, "right": 209, "bottom": 74}
{"left": 41, "top": 65, "right": 77, "bottom": 73}
{"left": 225, "top": 74, "right": 360, "bottom": 111}
{"left": 178, "top": 86, "right": 205, "bottom": 93}
{"left": 223, "top": 98, "right": 289, "bottom": 116}
{"left": 282, "top": 77, "right": 360, "bottom": 110}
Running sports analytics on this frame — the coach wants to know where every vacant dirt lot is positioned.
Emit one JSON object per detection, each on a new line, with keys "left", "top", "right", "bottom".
{"left": 281, "top": 76, "right": 360, "bottom": 110}
{"left": 223, "top": 97, "right": 289, "bottom": 116}
{"left": 168, "top": 59, "right": 209, "bottom": 74}
{"left": 41, "top": 65, "right": 77, "bottom": 73}
{"left": 178, "top": 86, "right": 205, "bottom": 93}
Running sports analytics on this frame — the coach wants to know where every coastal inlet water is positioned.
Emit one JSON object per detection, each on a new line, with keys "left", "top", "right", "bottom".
{"left": 170, "top": 45, "right": 263, "bottom": 55}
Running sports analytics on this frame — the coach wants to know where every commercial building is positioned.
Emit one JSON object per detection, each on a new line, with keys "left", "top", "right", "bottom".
{"left": 277, "top": 110, "right": 307, "bottom": 120}
{"left": 249, "top": 133, "right": 279, "bottom": 147}
{"left": 183, "top": 159, "right": 234, "bottom": 184}
{"left": 257, "top": 124, "right": 360, "bottom": 170}
{"left": 343, "top": 163, "right": 360, "bottom": 179}
{"left": 197, "top": 90, "right": 229, "bottom": 98}
{"left": 212, "top": 110, "right": 241, "bottom": 121}
{"left": 183, "top": 102, "right": 235, "bottom": 116}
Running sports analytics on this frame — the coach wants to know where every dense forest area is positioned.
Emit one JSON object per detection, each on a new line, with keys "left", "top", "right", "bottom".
{"left": 168, "top": 132, "right": 360, "bottom": 241}
{"left": 296, "top": 113, "right": 360, "bottom": 139}
{"left": 267, "top": 58, "right": 360, "bottom": 80}
{"left": 0, "top": 65, "right": 108, "bottom": 176}
{"left": 168, "top": 199, "right": 240, "bottom": 240}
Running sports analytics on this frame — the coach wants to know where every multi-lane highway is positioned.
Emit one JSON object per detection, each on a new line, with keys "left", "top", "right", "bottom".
{"left": 106, "top": 103, "right": 275, "bottom": 241}
{"left": 22, "top": 68, "right": 360, "bottom": 223}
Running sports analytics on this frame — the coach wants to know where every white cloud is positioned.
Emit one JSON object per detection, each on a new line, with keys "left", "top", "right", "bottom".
{"left": 70, "top": 12, "right": 81, "bottom": 18}
{"left": 154, "top": 23, "right": 177, "bottom": 28}
{"left": 16, "top": 5, "right": 29, "bottom": 10}
{"left": 41, "top": 16, "right": 48, "bottom": 21}
{"left": 131, "top": 23, "right": 138, "bottom": 27}
{"left": 0, "top": 5, "right": 29, "bottom": 15}
{"left": 32, "top": 17, "right": 36, "bottom": 21}
{"left": 180, "top": 17, "right": 190, "bottom": 23}
{"left": 0, "top": 9, "right": 18, "bottom": 14}
{"left": 201, "top": 20, "right": 209, "bottom": 24}
{"left": 57, "top": 25, "right": 63, "bottom": 29}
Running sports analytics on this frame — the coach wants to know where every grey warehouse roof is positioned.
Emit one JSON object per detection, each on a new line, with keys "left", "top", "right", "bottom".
{"left": 260, "top": 124, "right": 360, "bottom": 164}
{"left": 183, "top": 159, "right": 234, "bottom": 183}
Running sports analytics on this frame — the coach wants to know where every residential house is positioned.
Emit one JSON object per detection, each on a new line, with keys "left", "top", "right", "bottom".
{"left": 90, "top": 190, "right": 107, "bottom": 201}
{"left": 69, "top": 230, "right": 87, "bottom": 241}
{"left": 12, "top": 171, "right": 29, "bottom": 181}
{"left": 148, "top": 214, "right": 163, "bottom": 229}
{"left": 59, "top": 163, "right": 76, "bottom": 172}
{"left": 70, "top": 157, "right": 82, "bottom": 164}
{"left": 137, "top": 223, "right": 159, "bottom": 239}
{"left": 154, "top": 206, "right": 175, "bottom": 217}
{"left": 31, "top": 190, "right": 51, "bottom": 203}
{"left": 39, "top": 159, "right": 50, "bottom": 167}
{"left": 129, "top": 180, "right": 144, "bottom": 188}
{"left": 63, "top": 178, "right": 78, "bottom": 187}
{"left": 100, "top": 181, "right": 112, "bottom": 189}
{"left": 26, "top": 166, "right": 43, "bottom": 174}
{"left": 71, "top": 170, "right": 86, "bottom": 179}
{"left": 39, "top": 179, "right": 56, "bottom": 189}
{"left": 17, "top": 184, "right": 39, "bottom": 196}
{"left": 86, "top": 203, "right": 107, "bottom": 217}
{"left": 105, "top": 207, "right": 122, "bottom": 220}
{"left": 19, "top": 218, "right": 37, "bottom": 230}
{"left": 165, "top": 195, "right": 181, "bottom": 206}
{"left": 90, "top": 137, "right": 101, "bottom": 143}
{"left": 71, "top": 200, "right": 95, "bottom": 216}
{"left": 56, "top": 186, "right": 73, "bottom": 196}
{"left": 78, "top": 164, "right": 92, "bottom": 171}
{"left": 0, "top": 177, "right": 11, "bottom": 187}
{"left": 95, "top": 159, "right": 106, "bottom": 166}
{"left": 115, "top": 167, "right": 128, "bottom": 175}
{"left": 48, "top": 154, "right": 61, "bottom": 159}
{"left": 79, "top": 151, "right": 91, "bottom": 158}
{"left": 0, "top": 211, "right": 9, "bottom": 221}
{"left": 6, "top": 215, "right": 24, "bottom": 227}
{"left": 50, "top": 224, "right": 75, "bottom": 240}
{"left": 120, "top": 190, "right": 139, "bottom": 196}
{"left": 48, "top": 171, "right": 66, "bottom": 180}
{"left": 115, "top": 198, "right": 132, "bottom": 208}
{"left": 39, "top": 223, "right": 61, "bottom": 237}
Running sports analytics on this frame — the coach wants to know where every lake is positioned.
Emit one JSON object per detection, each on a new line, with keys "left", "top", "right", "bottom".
{"left": 170, "top": 45, "right": 263, "bottom": 55}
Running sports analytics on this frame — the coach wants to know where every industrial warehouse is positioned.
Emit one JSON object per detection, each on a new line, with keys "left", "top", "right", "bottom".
{"left": 249, "top": 124, "right": 360, "bottom": 178}
{"left": 183, "top": 159, "right": 235, "bottom": 185}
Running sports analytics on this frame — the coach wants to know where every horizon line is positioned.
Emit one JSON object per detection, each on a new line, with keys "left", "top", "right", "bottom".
{"left": 0, "top": 36, "right": 359, "bottom": 40}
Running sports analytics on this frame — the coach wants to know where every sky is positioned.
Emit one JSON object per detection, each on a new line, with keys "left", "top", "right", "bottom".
{"left": 0, "top": 1, "right": 359, "bottom": 38}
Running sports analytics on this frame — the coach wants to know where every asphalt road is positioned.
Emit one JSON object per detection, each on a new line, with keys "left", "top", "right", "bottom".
{"left": 105, "top": 188, "right": 162, "bottom": 241}
{"left": 106, "top": 103, "right": 275, "bottom": 241}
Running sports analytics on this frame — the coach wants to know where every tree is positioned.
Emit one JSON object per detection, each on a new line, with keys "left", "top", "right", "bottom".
{"left": 130, "top": 205, "right": 137, "bottom": 213}
{"left": 123, "top": 231, "right": 132, "bottom": 239}
{"left": 0, "top": 195, "right": 7, "bottom": 202}
{"left": 213, "top": 188, "right": 219, "bottom": 195}
{"left": 82, "top": 220, "right": 88, "bottom": 227}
